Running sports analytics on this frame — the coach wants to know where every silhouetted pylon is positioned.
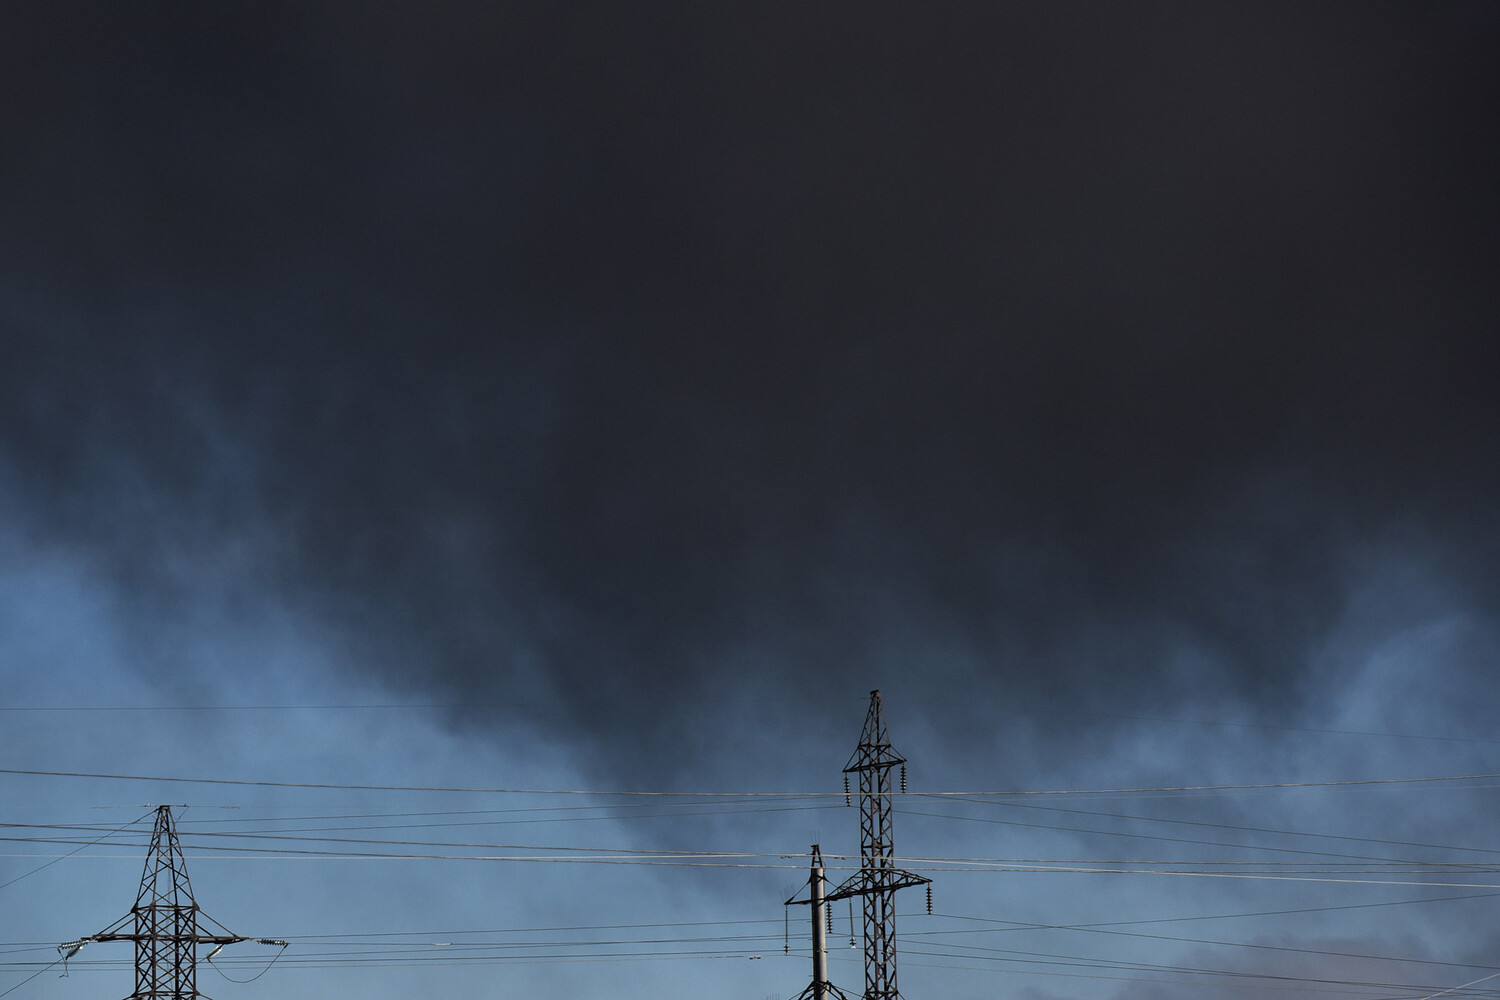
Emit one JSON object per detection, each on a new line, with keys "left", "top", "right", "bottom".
{"left": 826, "top": 691, "right": 929, "bottom": 1000}
{"left": 59, "top": 805, "right": 285, "bottom": 1000}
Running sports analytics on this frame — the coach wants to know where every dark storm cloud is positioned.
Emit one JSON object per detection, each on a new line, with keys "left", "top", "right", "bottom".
{"left": 2, "top": 3, "right": 1496, "bottom": 782}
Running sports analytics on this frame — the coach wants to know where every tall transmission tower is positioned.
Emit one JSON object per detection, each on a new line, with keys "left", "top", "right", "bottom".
{"left": 826, "top": 691, "right": 929, "bottom": 1000}
{"left": 784, "top": 844, "right": 854, "bottom": 1000}
{"left": 59, "top": 805, "right": 285, "bottom": 1000}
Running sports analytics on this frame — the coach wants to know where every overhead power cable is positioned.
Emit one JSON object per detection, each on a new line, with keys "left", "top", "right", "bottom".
{"left": 9, "top": 825, "right": 1500, "bottom": 877}
{"left": 4, "top": 767, "right": 1498, "bottom": 797}
{"left": 14, "top": 937, "right": 1486, "bottom": 994}
{"left": 918, "top": 910, "right": 1500, "bottom": 973}
{"left": 895, "top": 941, "right": 1473, "bottom": 994}
{"left": 2, "top": 889, "right": 1491, "bottom": 954}
{"left": 0, "top": 810, "right": 153, "bottom": 894}
{"left": 904, "top": 792, "right": 1500, "bottom": 859}
{"left": 0, "top": 769, "right": 829, "bottom": 796}
{"left": 0, "top": 958, "right": 63, "bottom": 999}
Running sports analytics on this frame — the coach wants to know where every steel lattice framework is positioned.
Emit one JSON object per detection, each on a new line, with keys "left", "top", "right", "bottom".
{"left": 826, "top": 691, "right": 930, "bottom": 1000}
{"left": 61, "top": 805, "right": 283, "bottom": 1000}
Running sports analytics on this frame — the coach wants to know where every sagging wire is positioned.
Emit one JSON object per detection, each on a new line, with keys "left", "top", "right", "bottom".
{"left": 207, "top": 939, "right": 290, "bottom": 984}
{"left": 56, "top": 940, "right": 84, "bottom": 977}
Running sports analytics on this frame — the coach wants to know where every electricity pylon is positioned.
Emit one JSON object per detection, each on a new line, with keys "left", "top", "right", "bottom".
{"left": 784, "top": 845, "right": 854, "bottom": 1000}
{"left": 826, "top": 691, "right": 929, "bottom": 1000}
{"left": 59, "top": 805, "right": 285, "bottom": 1000}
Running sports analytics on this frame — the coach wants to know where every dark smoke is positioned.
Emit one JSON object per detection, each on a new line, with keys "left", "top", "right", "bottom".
{"left": 2, "top": 2, "right": 1496, "bottom": 788}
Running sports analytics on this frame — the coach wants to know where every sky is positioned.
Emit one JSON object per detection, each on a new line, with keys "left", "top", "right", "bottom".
{"left": 2, "top": 2, "right": 1499, "bottom": 998}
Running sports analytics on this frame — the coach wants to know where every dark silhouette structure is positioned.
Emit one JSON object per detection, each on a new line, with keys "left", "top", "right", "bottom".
{"left": 60, "top": 805, "right": 283, "bottom": 1000}
{"left": 826, "top": 691, "right": 930, "bottom": 1000}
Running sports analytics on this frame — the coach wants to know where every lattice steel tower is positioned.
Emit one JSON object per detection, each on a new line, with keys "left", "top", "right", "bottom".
{"left": 61, "top": 805, "right": 283, "bottom": 1000}
{"left": 826, "top": 691, "right": 930, "bottom": 1000}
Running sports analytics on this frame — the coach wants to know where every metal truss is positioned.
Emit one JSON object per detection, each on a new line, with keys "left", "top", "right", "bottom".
{"left": 825, "top": 691, "right": 930, "bottom": 1000}
{"left": 60, "top": 805, "right": 284, "bottom": 1000}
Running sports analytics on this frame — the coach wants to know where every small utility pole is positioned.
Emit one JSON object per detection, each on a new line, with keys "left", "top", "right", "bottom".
{"left": 785, "top": 844, "right": 853, "bottom": 1000}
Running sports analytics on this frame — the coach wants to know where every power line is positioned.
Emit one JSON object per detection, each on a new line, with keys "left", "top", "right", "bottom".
{"left": 0, "top": 810, "right": 153, "bottom": 893}
{"left": 1022, "top": 710, "right": 1500, "bottom": 747}
{"left": 895, "top": 941, "right": 1468, "bottom": 994}
{"left": 899, "top": 803, "right": 1500, "bottom": 868}
{"left": 909, "top": 772, "right": 1500, "bottom": 798}
{"left": 6, "top": 767, "right": 1498, "bottom": 797}
{"left": 0, "top": 958, "right": 63, "bottom": 999}
{"left": 917, "top": 910, "right": 1500, "bottom": 973}
{"left": 9, "top": 891, "right": 1485, "bottom": 955}
{"left": 8, "top": 828, "right": 1500, "bottom": 879}
{"left": 0, "top": 769, "right": 830, "bottom": 796}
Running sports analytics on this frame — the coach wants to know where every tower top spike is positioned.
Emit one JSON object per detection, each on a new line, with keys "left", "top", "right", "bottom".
{"left": 135, "top": 805, "right": 194, "bottom": 912}
{"left": 844, "top": 689, "right": 906, "bottom": 774}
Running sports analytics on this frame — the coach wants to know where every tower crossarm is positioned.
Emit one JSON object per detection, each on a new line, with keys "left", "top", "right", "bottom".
{"left": 85, "top": 932, "right": 246, "bottom": 946}
{"left": 842, "top": 690, "right": 906, "bottom": 774}
{"left": 824, "top": 867, "right": 930, "bottom": 903}
{"left": 790, "top": 980, "right": 858, "bottom": 1000}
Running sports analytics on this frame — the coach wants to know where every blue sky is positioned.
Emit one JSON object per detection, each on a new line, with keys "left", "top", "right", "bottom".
{"left": 6, "top": 519, "right": 1500, "bottom": 998}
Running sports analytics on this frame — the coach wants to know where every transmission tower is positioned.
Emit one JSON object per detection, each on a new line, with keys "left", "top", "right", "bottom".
{"left": 59, "top": 805, "right": 285, "bottom": 1000}
{"left": 784, "top": 845, "right": 855, "bottom": 1000}
{"left": 826, "top": 691, "right": 929, "bottom": 1000}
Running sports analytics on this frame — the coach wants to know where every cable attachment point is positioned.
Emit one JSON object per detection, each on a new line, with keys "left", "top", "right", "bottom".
{"left": 57, "top": 939, "right": 86, "bottom": 978}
